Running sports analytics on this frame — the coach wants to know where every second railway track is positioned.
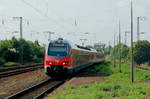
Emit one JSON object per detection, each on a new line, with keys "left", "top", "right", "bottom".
{"left": 6, "top": 78, "right": 65, "bottom": 99}
{"left": 4, "top": 63, "right": 102, "bottom": 99}
{"left": 0, "top": 63, "right": 43, "bottom": 78}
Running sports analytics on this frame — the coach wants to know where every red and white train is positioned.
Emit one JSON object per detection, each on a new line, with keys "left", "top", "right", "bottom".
{"left": 44, "top": 38, "right": 104, "bottom": 77}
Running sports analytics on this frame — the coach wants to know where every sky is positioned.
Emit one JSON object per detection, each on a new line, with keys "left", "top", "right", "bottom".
{"left": 0, "top": 0, "right": 149, "bottom": 46}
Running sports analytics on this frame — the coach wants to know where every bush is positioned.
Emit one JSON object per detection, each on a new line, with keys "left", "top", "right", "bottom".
{"left": 0, "top": 37, "right": 44, "bottom": 64}
{"left": 86, "top": 62, "right": 113, "bottom": 75}
{"left": 0, "top": 58, "right": 6, "bottom": 65}
{"left": 33, "top": 57, "right": 43, "bottom": 63}
{"left": 133, "top": 40, "right": 150, "bottom": 65}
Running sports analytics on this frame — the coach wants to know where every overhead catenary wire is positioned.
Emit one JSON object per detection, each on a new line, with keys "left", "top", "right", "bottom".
{"left": 21, "top": 0, "right": 73, "bottom": 32}
{"left": 21, "top": 0, "right": 84, "bottom": 39}
{"left": 21, "top": 0, "right": 43, "bottom": 15}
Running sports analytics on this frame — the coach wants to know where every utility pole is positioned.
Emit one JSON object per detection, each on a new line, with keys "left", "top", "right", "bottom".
{"left": 137, "top": 17, "right": 140, "bottom": 41}
{"left": 20, "top": 17, "right": 23, "bottom": 64}
{"left": 20, "top": 17, "right": 23, "bottom": 39}
{"left": 13, "top": 17, "right": 23, "bottom": 39}
{"left": 116, "top": 35, "right": 119, "bottom": 60}
{"left": 113, "top": 33, "right": 116, "bottom": 67}
{"left": 131, "top": 0, "right": 134, "bottom": 83}
{"left": 85, "top": 32, "right": 89, "bottom": 45}
{"left": 44, "top": 31, "right": 54, "bottom": 41}
{"left": 2, "top": 19, "right": 4, "bottom": 25}
{"left": 125, "top": 31, "right": 130, "bottom": 45}
{"left": 125, "top": 32, "right": 127, "bottom": 45}
{"left": 13, "top": 17, "right": 23, "bottom": 64}
{"left": 108, "top": 41, "right": 111, "bottom": 55}
{"left": 137, "top": 17, "right": 146, "bottom": 41}
{"left": 80, "top": 39, "right": 87, "bottom": 46}
{"left": 119, "top": 21, "right": 122, "bottom": 73}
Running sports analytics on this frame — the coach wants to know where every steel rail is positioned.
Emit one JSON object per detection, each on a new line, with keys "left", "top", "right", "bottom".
{"left": 34, "top": 80, "right": 65, "bottom": 99}
{"left": 126, "top": 63, "right": 149, "bottom": 71}
{"left": 0, "top": 65, "right": 43, "bottom": 78}
{"left": 0, "top": 63, "right": 43, "bottom": 72}
{"left": 5, "top": 79, "right": 65, "bottom": 99}
{"left": 5, "top": 62, "right": 104, "bottom": 98}
{"left": 135, "top": 65, "right": 150, "bottom": 70}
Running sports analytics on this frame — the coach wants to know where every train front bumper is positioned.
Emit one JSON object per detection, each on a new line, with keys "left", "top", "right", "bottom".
{"left": 44, "top": 65, "right": 67, "bottom": 75}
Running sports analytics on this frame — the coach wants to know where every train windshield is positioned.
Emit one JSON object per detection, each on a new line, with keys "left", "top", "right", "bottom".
{"left": 48, "top": 44, "right": 68, "bottom": 58}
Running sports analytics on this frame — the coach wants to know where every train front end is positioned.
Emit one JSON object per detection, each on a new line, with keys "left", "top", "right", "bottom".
{"left": 44, "top": 39, "right": 71, "bottom": 77}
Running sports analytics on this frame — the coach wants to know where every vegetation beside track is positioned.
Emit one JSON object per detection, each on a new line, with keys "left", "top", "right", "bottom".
{"left": 94, "top": 40, "right": 150, "bottom": 68}
{"left": 85, "top": 62, "right": 113, "bottom": 75}
{"left": 3, "top": 62, "right": 19, "bottom": 67}
{"left": 0, "top": 37, "right": 44, "bottom": 67}
{"left": 50, "top": 61, "right": 150, "bottom": 99}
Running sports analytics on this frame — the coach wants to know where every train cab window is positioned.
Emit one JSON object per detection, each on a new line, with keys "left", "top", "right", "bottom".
{"left": 48, "top": 44, "right": 69, "bottom": 58}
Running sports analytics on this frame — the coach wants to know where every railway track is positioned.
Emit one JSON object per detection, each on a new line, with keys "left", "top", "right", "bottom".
{"left": 0, "top": 63, "right": 43, "bottom": 78}
{"left": 125, "top": 63, "right": 149, "bottom": 71}
{"left": 4, "top": 63, "right": 100, "bottom": 99}
{"left": 135, "top": 65, "right": 149, "bottom": 70}
{"left": 6, "top": 78, "right": 65, "bottom": 99}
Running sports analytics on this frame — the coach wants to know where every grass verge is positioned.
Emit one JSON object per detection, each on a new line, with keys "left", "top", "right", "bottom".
{"left": 85, "top": 62, "right": 113, "bottom": 75}
{"left": 4, "top": 62, "right": 19, "bottom": 67}
{"left": 50, "top": 62, "right": 150, "bottom": 99}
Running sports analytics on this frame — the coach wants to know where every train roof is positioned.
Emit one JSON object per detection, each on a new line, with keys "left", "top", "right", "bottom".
{"left": 46, "top": 38, "right": 98, "bottom": 53}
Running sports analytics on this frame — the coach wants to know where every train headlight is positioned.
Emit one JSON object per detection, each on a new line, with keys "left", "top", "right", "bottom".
{"left": 62, "top": 62, "right": 68, "bottom": 65}
{"left": 46, "top": 61, "right": 52, "bottom": 65}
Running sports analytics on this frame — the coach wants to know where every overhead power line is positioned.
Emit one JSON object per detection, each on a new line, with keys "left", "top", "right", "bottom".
{"left": 21, "top": 0, "right": 43, "bottom": 15}
{"left": 21, "top": 0, "right": 78, "bottom": 32}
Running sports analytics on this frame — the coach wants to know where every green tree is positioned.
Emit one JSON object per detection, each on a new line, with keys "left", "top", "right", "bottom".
{"left": 0, "top": 40, "right": 15, "bottom": 61}
{"left": 133, "top": 40, "right": 150, "bottom": 65}
{"left": 121, "top": 44, "right": 129, "bottom": 60}
{"left": 112, "top": 43, "right": 129, "bottom": 61}
{"left": 104, "top": 45, "right": 112, "bottom": 55}
{"left": 0, "top": 37, "right": 44, "bottom": 65}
